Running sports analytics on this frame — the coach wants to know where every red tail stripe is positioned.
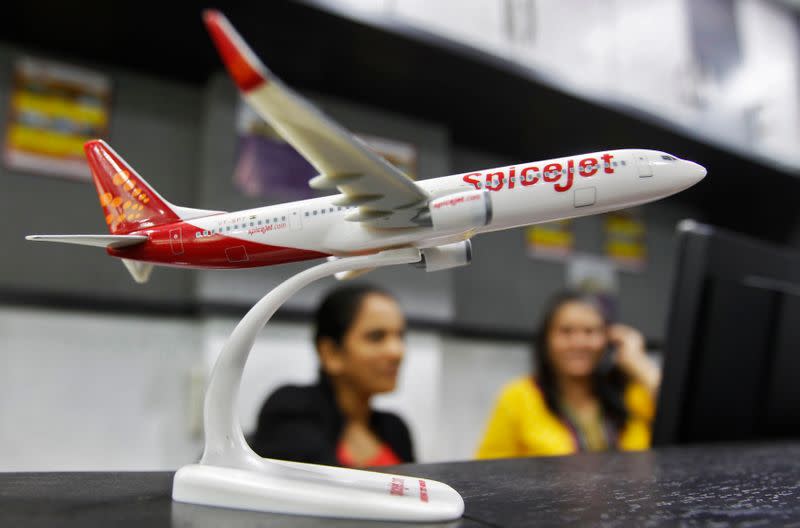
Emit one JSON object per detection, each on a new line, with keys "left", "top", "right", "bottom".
{"left": 203, "top": 10, "right": 267, "bottom": 92}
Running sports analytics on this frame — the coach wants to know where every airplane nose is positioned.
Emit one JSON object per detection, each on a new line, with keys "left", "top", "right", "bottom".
{"left": 684, "top": 161, "right": 707, "bottom": 184}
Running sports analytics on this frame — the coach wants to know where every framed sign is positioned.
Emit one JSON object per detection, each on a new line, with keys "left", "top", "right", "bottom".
{"left": 5, "top": 57, "right": 111, "bottom": 180}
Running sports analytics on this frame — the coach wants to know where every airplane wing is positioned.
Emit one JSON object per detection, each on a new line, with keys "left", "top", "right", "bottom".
{"left": 203, "top": 10, "right": 429, "bottom": 228}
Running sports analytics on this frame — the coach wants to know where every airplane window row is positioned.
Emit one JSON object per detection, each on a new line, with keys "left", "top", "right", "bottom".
{"left": 204, "top": 215, "right": 288, "bottom": 234}
{"left": 305, "top": 206, "right": 355, "bottom": 217}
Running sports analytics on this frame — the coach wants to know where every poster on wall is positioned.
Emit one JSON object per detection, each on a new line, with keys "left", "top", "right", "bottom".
{"left": 525, "top": 219, "right": 574, "bottom": 260}
{"left": 234, "top": 103, "right": 418, "bottom": 202}
{"left": 604, "top": 209, "right": 647, "bottom": 271}
{"left": 4, "top": 57, "right": 111, "bottom": 180}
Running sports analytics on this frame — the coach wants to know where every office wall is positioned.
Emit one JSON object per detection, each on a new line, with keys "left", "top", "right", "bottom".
{"left": 0, "top": 44, "right": 201, "bottom": 305}
{"left": 0, "top": 306, "right": 203, "bottom": 470}
{"left": 0, "top": 307, "right": 527, "bottom": 469}
{"left": 0, "top": 43, "right": 705, "bottom": 471}
{"left": 437, "top": 336, "right": 531, "bottom": 459}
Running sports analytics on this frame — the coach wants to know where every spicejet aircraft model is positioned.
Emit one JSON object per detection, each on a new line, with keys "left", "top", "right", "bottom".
{"left": 27, "top": 10, "right": 706, "bottom": 283}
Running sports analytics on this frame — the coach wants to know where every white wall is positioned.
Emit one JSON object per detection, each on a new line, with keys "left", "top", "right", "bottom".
{"left": 0, "top": 307, "right": 531, "bottom": 470}
{"left": 0, "top": 307, "right": 204, "bottom": 470}
{"left": 438, "top": 337, "right": 531, "bottom": 460}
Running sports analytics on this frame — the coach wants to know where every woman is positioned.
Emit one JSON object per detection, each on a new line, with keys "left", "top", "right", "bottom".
{"left": 477, "top": 291, "right": 661, "bottom": 458}
{"left": 249, "top": 284, "right": 414, "bottom": 467}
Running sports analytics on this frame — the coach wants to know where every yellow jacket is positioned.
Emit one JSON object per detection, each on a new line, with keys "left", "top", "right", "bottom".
{"left": 476, "top": 377, "right": 655, "bottom": 459}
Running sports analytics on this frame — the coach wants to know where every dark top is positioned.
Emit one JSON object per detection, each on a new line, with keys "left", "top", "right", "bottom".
{"left": 248, "top": 377, "right": 415, "bottom": 465}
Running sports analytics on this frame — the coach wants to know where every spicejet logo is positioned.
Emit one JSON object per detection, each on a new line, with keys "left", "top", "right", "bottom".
{"left": 463, "top": 153, "right": 615, "bottom": 193}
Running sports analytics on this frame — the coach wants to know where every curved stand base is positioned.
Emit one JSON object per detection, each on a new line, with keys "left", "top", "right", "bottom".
{"left": 174, "top": 461, "right": 464, "bottom": 521}
{"left": 173, "top": 248, "right": 464, "bottom": 521}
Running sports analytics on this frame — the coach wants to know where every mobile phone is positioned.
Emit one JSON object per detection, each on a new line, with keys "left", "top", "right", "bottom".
{"left": 595, "top": 344, "right": 617, "bottom": 376}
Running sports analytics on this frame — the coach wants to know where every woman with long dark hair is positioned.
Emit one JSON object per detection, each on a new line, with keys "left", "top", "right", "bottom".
{"left": 476, "top": 291, "right": 661, "bottom": 458}
{"left": 249, "top": 284, "right": 414, "bottom": 467}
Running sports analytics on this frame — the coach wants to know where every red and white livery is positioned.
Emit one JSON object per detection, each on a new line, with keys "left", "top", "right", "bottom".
{"left": 27, "top": 11, "right": 706, "bottom": 283}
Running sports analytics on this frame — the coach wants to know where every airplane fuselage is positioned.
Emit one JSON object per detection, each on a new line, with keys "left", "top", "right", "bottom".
{"left": 108, "top": 149, "right": 704, "bottom": 269}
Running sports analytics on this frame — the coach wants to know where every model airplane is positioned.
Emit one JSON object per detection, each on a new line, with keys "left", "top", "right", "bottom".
{"left": 27, "top": 10, "right": 706, "bottom": 283}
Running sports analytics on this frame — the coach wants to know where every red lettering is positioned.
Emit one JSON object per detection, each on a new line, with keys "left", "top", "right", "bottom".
{"left": 543, "top": 163, "right": 562, "bottom": 183}
{"left": 520, "top": 166, "right": 539, "bottom": 186}
{"left": 555, "top": 159, "right": 574, "bottom": 192}
{"left": 485, "top": 171, "right": 504, "bottom": 192}
{"left": 468, "top": 155, "right": 608, "bottom": 194}
{"left": 434, "top": 196, "right": 465, "bottom": 209}
{"left": 579, "top": 157, "right": 598, "bottom": 177}
{"left": 462, "top": 172, "right": 482, "bottom": 190}
{"left": 601, "top": 153, "right": 615, "bottom": 174}
{"left": 390, "top": 477, "right": 405, "bottom": 497}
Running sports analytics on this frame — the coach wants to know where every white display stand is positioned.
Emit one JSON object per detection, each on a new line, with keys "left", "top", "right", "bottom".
{"left": 173, "top": 247, "right": 465, "bottom": 521}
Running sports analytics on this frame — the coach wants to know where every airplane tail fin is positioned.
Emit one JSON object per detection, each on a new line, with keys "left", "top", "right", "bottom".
{"left": 85, "top": 140, "right": 224, "bottom": 235}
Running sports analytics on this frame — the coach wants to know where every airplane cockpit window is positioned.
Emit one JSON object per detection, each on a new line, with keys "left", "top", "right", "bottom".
{"left": 661, "top": 155, "right": 677, "bottom": 161}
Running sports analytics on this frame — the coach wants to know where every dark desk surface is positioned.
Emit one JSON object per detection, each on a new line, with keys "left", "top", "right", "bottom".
{"left": 3, "top": 442, "right": 800, "bottom": 527}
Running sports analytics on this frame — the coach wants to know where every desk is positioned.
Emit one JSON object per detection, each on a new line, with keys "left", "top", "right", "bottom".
{"left": 2, "top": 442, "right": 800, "bottom": 527}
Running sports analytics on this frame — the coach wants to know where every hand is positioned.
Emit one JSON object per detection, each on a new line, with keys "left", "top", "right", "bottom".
{"left": 607, "top": 324, "right": 660, "bottom": 396}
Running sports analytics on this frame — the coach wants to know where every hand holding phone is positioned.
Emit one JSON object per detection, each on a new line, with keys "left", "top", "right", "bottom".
{"left": 605, "top": 324, "right": 660, "bottom": 394}
{"left": 606, "top": 324, "right": 646, "bottom": 370}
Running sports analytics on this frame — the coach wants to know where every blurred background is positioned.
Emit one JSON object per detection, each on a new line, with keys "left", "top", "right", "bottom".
{"left": 1, "top": 0, "right": 798, "bottom": 469}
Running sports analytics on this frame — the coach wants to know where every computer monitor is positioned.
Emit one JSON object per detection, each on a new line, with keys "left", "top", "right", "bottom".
{"left": 653, "top": 220, "right": 800, "bottom": 445}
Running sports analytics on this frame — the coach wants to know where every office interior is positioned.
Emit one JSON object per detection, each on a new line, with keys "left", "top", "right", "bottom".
{"left": 1, "top": 0, "right": 799, "bottom": 472}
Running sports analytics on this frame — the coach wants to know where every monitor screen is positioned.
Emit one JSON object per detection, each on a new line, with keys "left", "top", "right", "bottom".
{"left": 653, "top": 220, "right": 800, "bottom": 445}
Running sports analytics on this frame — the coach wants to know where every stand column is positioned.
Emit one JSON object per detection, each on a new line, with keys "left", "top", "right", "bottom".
{"left": 173, "top": 247, "right": 463, "bottom": 521}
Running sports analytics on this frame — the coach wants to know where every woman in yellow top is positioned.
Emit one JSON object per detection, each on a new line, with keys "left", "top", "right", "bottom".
{"left": 477, "top": 292, "right": 661, "bottom": 458}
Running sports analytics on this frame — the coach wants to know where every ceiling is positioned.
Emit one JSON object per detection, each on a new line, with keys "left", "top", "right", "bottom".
{"left": 4, "top": 0, "right": 800, "bottom": 243}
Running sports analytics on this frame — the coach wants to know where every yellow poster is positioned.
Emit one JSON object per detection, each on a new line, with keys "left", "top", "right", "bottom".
{"left": 4, "top": 57, "right": 111, "bottom": 180}
{"left": 604, "top": 209, "right": 646, "bottom": 271}
{"left": 526, "top": 219, "right": 574, "bottom": 260}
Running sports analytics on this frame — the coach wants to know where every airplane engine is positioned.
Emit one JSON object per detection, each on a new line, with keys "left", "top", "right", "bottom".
{"left": 415, "top": 240, "right": 473, "bottom": 272}
{"left": 414, "top": 190, "right": 492, "bottom": 232}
